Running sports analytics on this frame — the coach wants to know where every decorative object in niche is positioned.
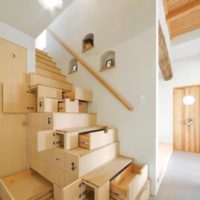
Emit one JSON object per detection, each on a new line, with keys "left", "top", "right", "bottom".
{"left": 68, "top": 58, "right": 78, "bottom": 74}
{"left": 100, "top": 50, "right": 116, "bottom": 72}
{"left": 82, "top": 33, "right": 94, "bottom": 52}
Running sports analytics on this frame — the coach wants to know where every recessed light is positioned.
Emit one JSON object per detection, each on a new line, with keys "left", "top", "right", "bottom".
{"left": 39, "top": 0, "right": 63, "bottom": 11}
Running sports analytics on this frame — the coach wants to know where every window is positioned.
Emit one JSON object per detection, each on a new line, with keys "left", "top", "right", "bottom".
{"left": 35, "top": 30, "right": 47, "bottom": 50}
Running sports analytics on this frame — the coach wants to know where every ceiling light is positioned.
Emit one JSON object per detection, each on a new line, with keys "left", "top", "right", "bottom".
{"left": 39, "top": 0, "right": 63, "bottom": 11}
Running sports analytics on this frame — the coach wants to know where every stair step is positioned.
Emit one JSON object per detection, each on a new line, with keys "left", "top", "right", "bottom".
{"left": 28, "top": 73, "right": 72, "bottom": 91}
{"left": 36, "top": 51, "right": 52, "bottom": 62}
{"left": 36, "top": 57, "right": 56, "bottom": 67}
{"left": 36, "top": 49, "right": 48, "bottom": 56}
{"left": 36, "top": 67, "right": 67, "bottom": 82}
{"left": 83, "top": 156, "right": 132, "bottom": 187}
{"left": 36, "top": 62, "right": 61, "bottom": 74}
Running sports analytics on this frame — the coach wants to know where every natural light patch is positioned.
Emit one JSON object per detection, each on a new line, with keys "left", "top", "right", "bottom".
{"left": 183, "top": 95, "right": 195, "bottom": 106}
{"left": 38, "top": 0, "right": 63, "bottom": 11}
{"left": 35, "top": 30, "right": 47, "bottom": 50}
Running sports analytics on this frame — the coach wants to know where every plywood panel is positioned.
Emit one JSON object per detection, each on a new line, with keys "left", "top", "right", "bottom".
{"left": 173, "top": 86, "right": 200, "bottom": 152}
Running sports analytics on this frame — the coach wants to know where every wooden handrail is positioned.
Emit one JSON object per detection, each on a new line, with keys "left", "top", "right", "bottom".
{"left": 47, "top": 28, "right": 134, "bottom": 111}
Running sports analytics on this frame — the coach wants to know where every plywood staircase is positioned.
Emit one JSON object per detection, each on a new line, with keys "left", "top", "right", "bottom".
{"left": 0, "top": 49, "right": 150, "bottom": 200}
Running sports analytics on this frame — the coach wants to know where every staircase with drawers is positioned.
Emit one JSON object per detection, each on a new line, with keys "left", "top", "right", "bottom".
{"left": 0, "top": 49, "right": 150, "bottom": 200}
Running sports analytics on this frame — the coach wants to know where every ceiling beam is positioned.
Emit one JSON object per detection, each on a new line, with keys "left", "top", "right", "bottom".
{"left": 159, "top": 24, "right": 173, "bottom": 81}
{"left": 166, "top": 0, "right": 200, "bottom": 22}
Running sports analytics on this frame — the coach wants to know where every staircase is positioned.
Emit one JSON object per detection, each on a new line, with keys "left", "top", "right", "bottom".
{"left": 0, "top": 49, "right": 150, "bottom": 200}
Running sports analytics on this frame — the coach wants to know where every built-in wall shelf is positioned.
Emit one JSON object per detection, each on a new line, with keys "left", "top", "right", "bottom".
{"left": 82, "top": 33, "right": 94, "bottom": 52}
{"left": 100, "top": 50, "right": 116, "bottom": 72}
{"left": 68, "top": 58, "right": 78, "bottom": 74}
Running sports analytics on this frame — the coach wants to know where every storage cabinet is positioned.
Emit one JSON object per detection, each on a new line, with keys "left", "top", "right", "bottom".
{"left": 37, "top": 96, "right": 60, "bottom": 112}
{"left": 65, "top": 143, "right": 118, "bottom": 184}
{"left": 110, "top": 164, "right": 148, "bottom": 200}
{"left": 3, "top": 84, "right": 36, "bottom": 113}
{"left": 63, "top": 86, "right": 93, "bottom": 102}
{"left": 79, "top": 129, "right": 117, "bottom": 150}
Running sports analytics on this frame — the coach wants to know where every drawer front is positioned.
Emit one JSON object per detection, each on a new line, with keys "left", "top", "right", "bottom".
{"left": 111, "top": 164, "right": 148, "bottom": 200}
{"left": 53, "top": 113, "right": 97, "bottom": 130}
{"left": 37, "top": 85, "right": 63, "bottom": 99}
{"left": 65, "top": 153, "right": 79, "bottom": 185}
{"left": 79, "top": 142, "right": 117, "bottom": 176}
{"left": 79, "top": 129, "right": 116, "bottom": 150}
{"left": 135, "top": 179, "right": 150, "bottom": 200}
{"left": 75, "top": 87, "right": 93, "bottom": 102}
{"left": 54, "top": 179, "right": 86, "bottom": 200}
{"left": 79, "top": 101, "right": 88, "bottom": 113}
{"left": 53, "top": 148, "right": 65, "bottom": 170}
{"left": 37, "top": 130, "right": 61, "bottom": 151}
{"left": 38, "top": 97, "right": 59, "bottom": 112}
{"left": 52, "top": 166, "right": 65, "bottom": 187}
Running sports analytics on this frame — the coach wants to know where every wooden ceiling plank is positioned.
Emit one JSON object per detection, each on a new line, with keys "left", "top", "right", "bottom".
{"left": 166, "top": 0, "right": 200, "bottom": 22}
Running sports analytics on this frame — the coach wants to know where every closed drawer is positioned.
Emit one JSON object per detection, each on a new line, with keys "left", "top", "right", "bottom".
{"left": 79, "top": 101, "right": 88, "bottom": 113}
{"left": 135, "top": 179, "right": 150, "bottom": 200}
{"left": 37, "top": 130, "right": 61, "bottom": 151}
{"left": 37, "top": 85, "right": 63, "bottom": 99}
{"left": 38, "top": 97, "right": 59, "bottom": 112}
{"left": 54, "top": 179, "right": 86, "bottom": 200}
{"left": 53, "top": 148, "right": 65, "bottom": 170}
{"left": 29, "top": 113, "right": 97, "bottom": 130}
{"left": 58, "top": 99, "right": 79, "bottom": 113}
{"left": 63, "top": 86, "right": 93, "bottom": 102}
{"left": 65, "top": 142, "right": 118, "bottom": 182}
{"left": 79, "top": 129, "right": 117, "bottom": 150}
{"left": 111, "top": 164, "right": 148, "bottom": 200}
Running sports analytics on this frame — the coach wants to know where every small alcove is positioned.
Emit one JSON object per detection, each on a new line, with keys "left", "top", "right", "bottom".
{"left": 100, "top": 50, "right": 116, "bottom": 72}
{"left": 82, "top": 33, "right": 94, "bottom": 52}
{"left": 68, "top": 58, "right": 78, "bottom": 74}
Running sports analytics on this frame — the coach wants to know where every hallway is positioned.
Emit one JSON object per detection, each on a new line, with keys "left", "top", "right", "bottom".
{"left": 154, "top": 151, "right": 200, "bottom": 200}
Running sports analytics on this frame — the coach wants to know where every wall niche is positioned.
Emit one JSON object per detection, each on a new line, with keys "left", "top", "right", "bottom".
{"left": 82, "top": 33, "right": 94, "bottom": 52}
{"left": 100, "top": 50, "right": 116, "bottom": 72}
{"left": 68, "top": 58, "right": 78, "bottom": 74}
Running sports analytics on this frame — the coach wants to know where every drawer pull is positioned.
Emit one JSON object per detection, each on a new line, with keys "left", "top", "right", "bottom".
{"left": 53, "top": 133, "right": 58, "bottom": 136}
{"left": 10, "top": 52, "right": 16, "bottom": 58}
{"left": 71, "top": 162, "right": 77, "bottom": 171}
{"left": 79, "top": 141, "right": 89, "bottom": 145}
{"left": 79, "top": 182, "right": 85, "bottom": 188}
{"left": 27, "top": 106, "right": 35, "bottom": 110}
{"left": 39, "top": 101, "right": 43, "bottom": 107}
{"left": 48, "top": 117, "right": 52, "bottom": 124}
{"left": 56, "top": 158, "right": 60, "bottom": 161}
{"left": 79, "top": 191, "right": 88, "bottom": 198}
{"left": 53, "top": 141, "right": 61, "bottom": 145}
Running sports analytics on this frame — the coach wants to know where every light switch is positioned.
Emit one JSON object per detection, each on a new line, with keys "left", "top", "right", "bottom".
{"left": 140, "top": 96, "right": 146, "bottom": 105}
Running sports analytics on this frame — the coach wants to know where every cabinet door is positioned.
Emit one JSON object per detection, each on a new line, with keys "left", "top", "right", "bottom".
{"left": 3, "top": 84, "right": 36, "bottom": 113}
{"left": 0, "top": 38, "right": 27, "bottom": 84}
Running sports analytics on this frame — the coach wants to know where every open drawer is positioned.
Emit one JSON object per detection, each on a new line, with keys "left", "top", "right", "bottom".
{"left": 0, "top": 170, "right": 53, "bottom": 200}
{"left": 110, "top": 164, "right": 148, "bottom": 200}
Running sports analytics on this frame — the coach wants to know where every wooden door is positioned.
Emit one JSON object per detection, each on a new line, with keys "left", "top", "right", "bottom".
{"left": 174, "top": 86, "right": 200, "bottom": 153}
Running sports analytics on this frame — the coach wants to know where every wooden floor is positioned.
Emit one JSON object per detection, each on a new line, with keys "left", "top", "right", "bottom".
{"left": 157, "top": 143, "right": 173, "bottom": 184}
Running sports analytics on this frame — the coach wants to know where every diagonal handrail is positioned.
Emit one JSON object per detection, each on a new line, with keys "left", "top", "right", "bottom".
{"left": 47, "top": 28, "right": 134, "bottom": 111}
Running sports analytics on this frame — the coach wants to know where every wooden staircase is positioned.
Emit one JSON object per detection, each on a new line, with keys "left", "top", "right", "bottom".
{"left": 0, "top": 49, "right": 150, "bottom": 200}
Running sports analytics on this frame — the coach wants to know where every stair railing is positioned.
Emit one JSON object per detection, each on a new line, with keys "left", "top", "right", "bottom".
{"left": 47, "top": 28, "right": 134, "bottom": 111}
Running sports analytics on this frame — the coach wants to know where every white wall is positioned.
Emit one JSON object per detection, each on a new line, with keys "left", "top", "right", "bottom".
{"left": 46, "top": 0, "right": 157, "bottom": 195}
{"left": 159, "top": 56, "right": 200, "bottom": 143}
{"left": 0, "top": 21, "right": 35, "bottom": 72}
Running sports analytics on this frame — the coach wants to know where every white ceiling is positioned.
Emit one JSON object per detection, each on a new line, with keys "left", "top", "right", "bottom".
{"left": 0, "top": 0, "right": 73, "bottom": 38}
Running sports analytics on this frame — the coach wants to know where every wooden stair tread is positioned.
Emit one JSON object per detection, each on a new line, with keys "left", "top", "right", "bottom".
{"left": 36, "top": 58, "right": 56, "bottom": 68}
{"left": 56, "top": 125, "right": 107, "bottom": 134}
{"left": 36, "top": 62, "right": 61, "bottom": 73}
{"left": 36, "top": 49, "right": 48, "bottom": 56}
{"left": 36, "top": 67, "right": 67, "bottom": 82}
{"left": 82, "top": 156, "right": 133, "bottom": 187}
{"left": 28, "top": 73, "right": 72, "bottom": 91}
{"left": 29, "top": 84, "right": 69, "bottom": 92}
{"left": 2, "top": 170, "right": 52, "bottom": 200}
{"left": 36, "top": 52, "right": 52, "bottom": 61}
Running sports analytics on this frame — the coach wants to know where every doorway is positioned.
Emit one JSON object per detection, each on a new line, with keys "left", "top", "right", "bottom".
{"left": 173, "top": 85, "right": 200, "bottom": 153}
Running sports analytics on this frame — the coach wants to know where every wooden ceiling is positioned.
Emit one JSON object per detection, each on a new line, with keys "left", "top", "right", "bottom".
{"left": 163, "top": 0, "right": 200, "bottom": 38}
